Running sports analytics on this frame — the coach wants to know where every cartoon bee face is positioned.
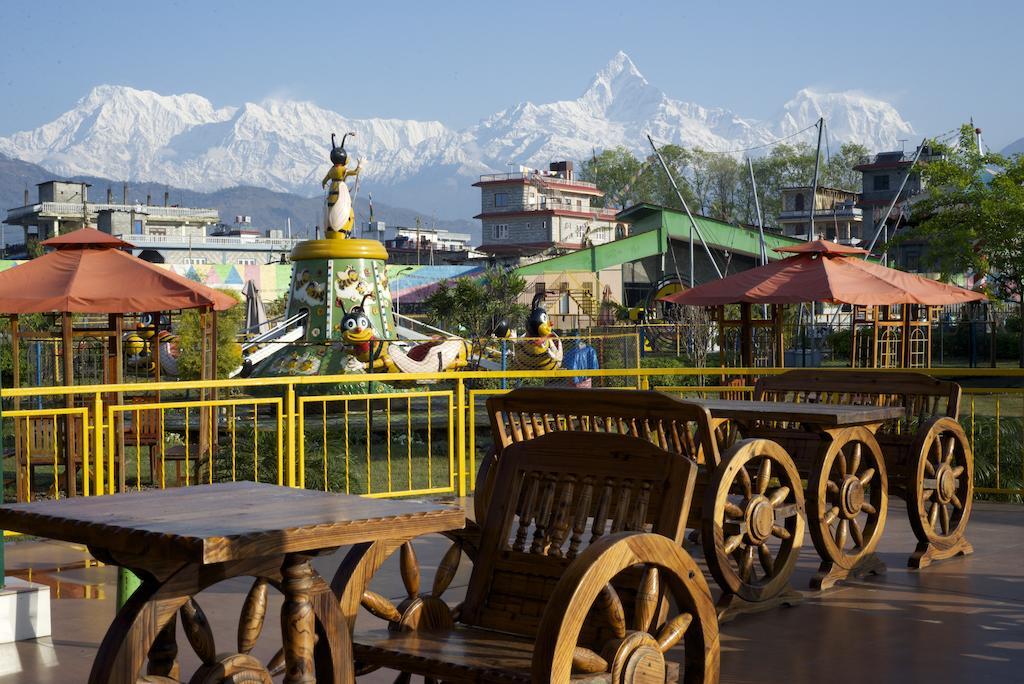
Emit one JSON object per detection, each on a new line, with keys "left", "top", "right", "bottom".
{"left": 340, "top": 295, "right": 375, "bottom": 345}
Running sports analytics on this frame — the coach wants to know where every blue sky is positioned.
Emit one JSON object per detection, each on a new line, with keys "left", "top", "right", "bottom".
{"left": 0, "top": 0, "right": 1020, "bottom": 149}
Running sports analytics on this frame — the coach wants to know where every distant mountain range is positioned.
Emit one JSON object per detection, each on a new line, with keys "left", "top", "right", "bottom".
{"left": 0, "top": 51, "right": 917, "bottom": 220}
{"left": 1002, "top": 137, "right": 1024, "bottom": 157}
{"left": 0, "top": 153, "right": 476, "bottom": 245}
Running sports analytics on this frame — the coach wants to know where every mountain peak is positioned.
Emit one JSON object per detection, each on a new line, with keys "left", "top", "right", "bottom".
{"left": 580, "top": 51, "right": 660, "bottom": 117}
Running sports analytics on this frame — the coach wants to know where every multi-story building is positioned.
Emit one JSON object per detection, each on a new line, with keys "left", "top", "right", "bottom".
{"left": 777, "top": 186, "right": 863, "bottom": 243}
{"left": 854, "top": 146, "right": 941, "bottom": 271}
{"left": 358, "top": 221, "right": 481, "bottom": 265}
{"left": 474, "top": 161, "right": 627, "bottom": 263}
{"left": 4, "top": 181, "right": 301, "bottom": 265}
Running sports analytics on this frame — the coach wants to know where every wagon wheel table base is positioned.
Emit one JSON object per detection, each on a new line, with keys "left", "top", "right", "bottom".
{"left": 690, "top": 399, "right": 906, "bottom": 592}
{"left": 0, "top": 482, "right": 464, "bottom": 684}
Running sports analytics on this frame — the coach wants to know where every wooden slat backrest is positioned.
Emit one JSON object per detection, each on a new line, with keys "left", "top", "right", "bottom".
{"left": 461, "top": 431, "right": 697, "bottom": 644}
{"left": 753, "top": 370, "right": 960, "bottom": 432}
{"left": 486, "top": 387, "right": 720, "bottom": 466}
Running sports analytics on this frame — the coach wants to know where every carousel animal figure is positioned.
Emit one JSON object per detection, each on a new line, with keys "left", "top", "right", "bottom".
{"left": 515, "top": 293, "right": 563, "bottom": 371}
{"left": 340, "top": 295, "right": 396, "bottom": 372}
{"left": 321, "top": 132, "right": 361, "bottom": 239}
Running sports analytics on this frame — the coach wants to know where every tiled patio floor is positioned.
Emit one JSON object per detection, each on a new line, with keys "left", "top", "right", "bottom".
{"left": 0, "top": 499, "right": 1020, "bottom": 683}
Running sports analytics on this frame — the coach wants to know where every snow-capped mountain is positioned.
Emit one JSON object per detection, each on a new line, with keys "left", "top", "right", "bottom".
{"left": 0, "top": 52, "right": 915, "bottom": 217}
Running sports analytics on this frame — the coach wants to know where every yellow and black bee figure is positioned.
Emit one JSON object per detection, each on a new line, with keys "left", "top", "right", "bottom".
{"left": 321, "top": 132, "right": 361, "bottom": 239}
{"left": 515, "top": 293, "right": 563, "bottom": 371}
{"left": 340, "top": 295, "right": 396, "bottom": 372}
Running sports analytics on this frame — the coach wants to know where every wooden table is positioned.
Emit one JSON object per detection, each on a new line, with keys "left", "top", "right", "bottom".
{"left": 689, "top": 399, "right": 906, "bottom": 590}
{"left": 686, "top": 399, "right": 906, "bottom": 429}
{"left": 0, "top": 482, "right": 464, "bottom": 684}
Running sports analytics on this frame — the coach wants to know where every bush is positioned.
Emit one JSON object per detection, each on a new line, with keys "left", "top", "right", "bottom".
{"left": 175, "top": 291, "right": 244, "bottom": 379}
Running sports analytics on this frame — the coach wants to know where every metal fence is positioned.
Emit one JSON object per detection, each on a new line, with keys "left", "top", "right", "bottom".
{"left": 1, "top": 367, "right": 1022, "bottom": 515}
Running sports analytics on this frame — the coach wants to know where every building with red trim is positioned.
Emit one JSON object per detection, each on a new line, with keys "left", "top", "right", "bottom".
{"left": 473, "top": 161, "right": 628, "bottom": 262}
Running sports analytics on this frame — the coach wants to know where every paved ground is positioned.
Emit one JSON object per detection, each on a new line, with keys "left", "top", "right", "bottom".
{"left": 0, "top": 499, "right": 1020, "bottom": 683}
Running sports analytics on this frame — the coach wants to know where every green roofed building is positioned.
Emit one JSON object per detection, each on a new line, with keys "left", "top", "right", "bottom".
{"left": 516, "top": 203, "right": 804, "bottom": 308}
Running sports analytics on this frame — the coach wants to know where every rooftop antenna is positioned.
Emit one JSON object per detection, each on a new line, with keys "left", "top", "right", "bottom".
{"left": 898, "top": 139, "right": 908, "bottom": 154}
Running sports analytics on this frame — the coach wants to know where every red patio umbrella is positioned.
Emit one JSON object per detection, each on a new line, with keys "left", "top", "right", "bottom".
{"left": 660, "top": 240, "right": 986, "bottom": 307}
{"left": 0, "top": 227, "right": 236, "bottom": 313}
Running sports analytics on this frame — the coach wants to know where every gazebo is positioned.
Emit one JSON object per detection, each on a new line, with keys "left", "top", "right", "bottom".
{"left": 0, "top": 228, "right": 236, "bottom": 499}
{"left": 660, "top": 240, "right": 987, "bottom": 368}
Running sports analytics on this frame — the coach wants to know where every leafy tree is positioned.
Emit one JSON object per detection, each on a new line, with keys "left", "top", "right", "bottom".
{"left": 175, "top": 290, "right": 244, "bottom": 379}
{"left": 901, "top": 124, "right": 1024, "bottom": 361}
{"left": 579, "top": 147, "right": 648, "bottom": 209}
{"left": 424, "top": 268, "right": 529, "bottom": 339}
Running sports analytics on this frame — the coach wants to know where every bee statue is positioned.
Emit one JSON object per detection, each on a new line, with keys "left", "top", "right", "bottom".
{"left": 340, "top": 295, "right": 396, "bottom": 372}
{"left": 321, "top": 132, "right": 362, "bottom": 239}
{"left": 514, "top": 293, "right": 563, "bottom": 371}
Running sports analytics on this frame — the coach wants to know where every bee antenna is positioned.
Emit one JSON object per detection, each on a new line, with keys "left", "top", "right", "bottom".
{"left": 531, "top": 292, "right": 545, "bottom": 310}
{"left": 340, "top": 132, "right": 356, "bottom": 149}
{"left": 359, "top": 294, "right": 373, "bottom": 311}
{"left": 331, "top": 133, "right": 337, "bottom": 149}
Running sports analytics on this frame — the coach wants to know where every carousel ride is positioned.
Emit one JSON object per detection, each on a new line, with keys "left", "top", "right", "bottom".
{"left": 239, "top": 133, "right": 563, "bottom": 380}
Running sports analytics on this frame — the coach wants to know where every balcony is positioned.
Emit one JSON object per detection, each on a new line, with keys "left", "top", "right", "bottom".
{"left": 482, "top": 196, "right": 617, "bottom": 217}
{"left": 476, "top": 171, "right": 598, "bottom": 190}
{"left": 5, "top": 202, "right": 219, "bottom": 223}
{"left": 114, "top": 233, "right": 303, "bottom": 252}
{"left": 778, "top": 207, "right": 862, "bottom": 221}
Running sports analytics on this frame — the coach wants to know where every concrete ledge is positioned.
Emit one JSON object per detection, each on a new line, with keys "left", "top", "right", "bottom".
{"left": 0, "top": 579, "right": 51, "bottom": 643}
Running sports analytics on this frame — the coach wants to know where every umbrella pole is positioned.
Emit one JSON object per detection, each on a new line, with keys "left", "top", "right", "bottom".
{"left": 62, "top": 313, "right": 76, "bottom": 497}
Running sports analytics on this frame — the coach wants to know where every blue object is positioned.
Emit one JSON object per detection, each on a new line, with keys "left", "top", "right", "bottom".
{"left": 563, "top": 341, "right": 599, "bottom": 385}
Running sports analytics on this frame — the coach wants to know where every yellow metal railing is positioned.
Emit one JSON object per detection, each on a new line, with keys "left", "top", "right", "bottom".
{"left": 1, "top": 366, "right": 1023, "bottom": 502}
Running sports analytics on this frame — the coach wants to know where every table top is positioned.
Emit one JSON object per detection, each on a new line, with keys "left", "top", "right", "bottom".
{"left": 0, "top": 482, "right": 464, "bottom": 565}
{"left": 688, "top": 399, "right": 906, "bottom": 427}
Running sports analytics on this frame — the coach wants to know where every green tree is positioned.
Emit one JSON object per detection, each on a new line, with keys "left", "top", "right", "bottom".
{"left": 902, "top": 124, "right": 1024, "bottom": 361}
{"left": 579, "top": 147, "right": 648, "bottom": 209}
{"left": 424, "top": 268, "right": 529, "bottom": 339}
{"left": 175, "top": 290, "right": 244, "bottom": 379}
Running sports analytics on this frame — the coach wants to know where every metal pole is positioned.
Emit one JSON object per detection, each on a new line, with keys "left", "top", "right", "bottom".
{"left": 747, "top": 158, "right": 767, "bottom": 265}
{"left": 645, "top": 135, "right": 723, "bottom": 279}
{"left": 864, "top": 137, "right": 928, "bottom": 257}
{"left": 808, "top": 118, "right": 823, "bottom": 242}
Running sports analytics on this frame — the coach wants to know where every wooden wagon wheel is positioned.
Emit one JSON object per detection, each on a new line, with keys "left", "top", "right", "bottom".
{"left": 906, "top": 417, "right": 974, "bottom": 568}
{"left": 807, "top": 426, "right": 888, "bottom": 590}
{"left": 533, "top": 533, "right": 719, "bottom": 684}
{"left": 702, "top": 439, "right": 805, "bottom": 616}
{"left": 334, "top": 538, "right": 464, "bottom": 680}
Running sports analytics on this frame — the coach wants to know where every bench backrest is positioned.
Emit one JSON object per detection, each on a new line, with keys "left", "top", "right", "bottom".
{"left": 486, "top": 387, "right": 720, "bottom": 466}
{"left": 461, "top": 430, "right": 697, "bottom": 646}
{"left": 753, "top": 370, "right": 960, "bottom": 432}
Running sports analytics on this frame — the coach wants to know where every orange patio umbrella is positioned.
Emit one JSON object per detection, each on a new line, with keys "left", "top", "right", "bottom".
{"left": 660, "top": 240, "right": 986, "bottom": 307}
{"left": 0, "top": 228, "right": 235, "bottom": 313}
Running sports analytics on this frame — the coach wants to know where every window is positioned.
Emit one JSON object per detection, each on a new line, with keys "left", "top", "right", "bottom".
{"left": 873, "top": 175, "right": 891, "bottom": 191}
{"left": 794, "top": 194, "right": 805, "bottom": 212}
{"left": 492, "top": 224, "right": 509, "bottom": 240}
{"left": 183, "top": 257, "right": 207, "bottom": 265}
{"left": 494, "top": 192, "right": 509, "bottom": 207}
{"left": 236, "top": 258, "right": 257, "bottom": 265}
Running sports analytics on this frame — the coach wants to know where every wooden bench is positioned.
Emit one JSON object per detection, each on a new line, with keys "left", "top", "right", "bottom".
{"left": 339, "top": 430, "right": 720, "bottom": 683}
{"left": 477, "top": 387, "right": 805, "bottom": 621}
{"left": 753, "top": 370, "right": 973, "bottom": 568}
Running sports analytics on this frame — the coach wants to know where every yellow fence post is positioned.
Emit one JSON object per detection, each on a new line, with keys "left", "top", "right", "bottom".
{"left": 456, "top": 377, "right": 467, "bottom": 497}
{"left": 286, "top": 382, "right": 297, "bottom": 488}
{"left": 92, "top": 392, "right": 103, "bottom": 496}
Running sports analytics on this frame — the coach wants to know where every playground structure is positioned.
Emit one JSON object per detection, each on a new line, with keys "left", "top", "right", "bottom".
{"left": 0, "top": 228, "right": 235, "bottom": 499}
